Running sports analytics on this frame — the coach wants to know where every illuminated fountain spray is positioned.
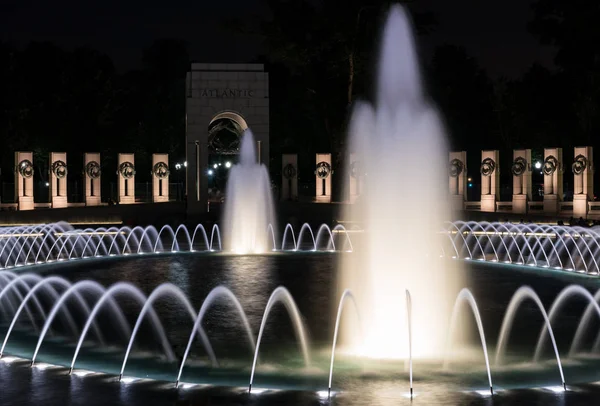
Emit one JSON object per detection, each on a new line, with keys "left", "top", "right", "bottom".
{"left": 339, "top": 5, "right": 463, "bottom": 359}
{"left": 222, "top": 130, "right": 276, "bottom": 254}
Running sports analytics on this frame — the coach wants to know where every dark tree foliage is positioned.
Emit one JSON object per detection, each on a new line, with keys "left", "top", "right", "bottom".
{"left": 529, "top": 0, "right": 600, "bottom": 143}
{"left": 0, "top": 39, "right": 188, "bottom": 185}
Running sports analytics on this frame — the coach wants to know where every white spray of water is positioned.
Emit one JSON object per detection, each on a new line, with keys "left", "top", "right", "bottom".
{"left": 339, "top": 5, "right": 463, "bottom": 359}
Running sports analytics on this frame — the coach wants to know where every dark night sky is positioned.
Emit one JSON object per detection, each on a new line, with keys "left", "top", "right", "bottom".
{"left": 0, "top": 0, "right": 555, "bottom": 78}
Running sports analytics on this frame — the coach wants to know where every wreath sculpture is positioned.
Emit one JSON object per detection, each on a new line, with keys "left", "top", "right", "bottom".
{"left": 543, "top": 155, "right": 559, "bottom": 176}
{"left": 315, "top": 161, "right": 332, "bottom": 179}
{"left": 118, "top": 161, "right": 136, "bottom": 179}
{"left": 480, "top": 158, "right": 496, "bottom": 177}
{"left": 51, "top": 160, "right": 68, "bottom": 179}
{"left": 17, "top": 160, "right": 34, "bottom": 179}
{"left": 449, "top": 159, "right": 464, "bottom": 178}
{"left": 283, "top": 163, "right": 297, "bottom": 179}
{"left": 572, "top": 154, "right": 588, "bottom": 175}
{"left": 511, "top": 157, "right": 528, "bottom": 177}
{"left": 85, "top": 161, "right": 101, "bottom": 179}
{"left": 152, "top": 162, "right": 170, "bottom": 179}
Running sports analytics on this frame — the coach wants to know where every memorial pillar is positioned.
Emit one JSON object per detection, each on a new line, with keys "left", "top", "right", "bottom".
{"left": 511, "top": 149, "right": 531, "bottom": 214}
{"left": 15, "top": 151, "right": 34, "bottom": 211}
{"left": 49, "top": 152, "right": 68, "bottom": 208}
{"left": 117, "top": 153, "right": 136, "bottom": 204}
{"left": 84, "top": 153, "right": 101, "bottom": 206}
{"left": 449, "top": 151, "right": 467, "bottom": 211}
{"left": 315, "top": 153, "right": 332, "bottom": 203}
{"left": 281, "top": 154, "right": 298, "bottom": 201}
{"left": 480, "top": 150, "right": 499, "bottom": 212}
{"left": 152, "top": 153, "right": 170, "bottom": 203}
{"left": 543, "top": 148, "right": 563, "bottom": 214}
{"left": 573, "top": 146, "right": 593, "bottom": 218}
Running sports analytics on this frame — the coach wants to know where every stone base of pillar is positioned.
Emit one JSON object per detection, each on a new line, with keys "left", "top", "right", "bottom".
{"left": 51, "top": 196, "right": 68, "bottom": 209}
{"left": 316, "top": 196, "right": 331, "bottom": 203}
{"left": 18, "top": 196, "right": 34, "bottom": 211}
{"left": 512, "top": 194, "right": 528, "bottom": 214}
{"left": 153, "top": 196, "right": 169, "bottom": 203}
{"left": 85, "top": 196, "right": 101, "bottom": 206}
{"left": 573, "top": 195, "right": 589, "bottom": 218}
{"left": 481, "top": 195, "right": 496, "bottom": 212}
{"left": 119, "top": 196, "right": 135, "bottom": 205}
{"left": 450, "top": 195, "right": 464, "bottom": 211}
{"left": 543, "top": 194, "right": 560, "bottom": 214}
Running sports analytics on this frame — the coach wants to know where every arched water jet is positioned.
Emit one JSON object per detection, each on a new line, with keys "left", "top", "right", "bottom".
{"left": 106, "top": 227, "right": 130, "bottom": 256}
{"left": 328, "top": 289, "right": 362, "bottom": 395}
{"left": 210, "top": 225, "right": 221, "bottom": 251}
{"left": 30, "top": 280, "right": 131, "bottom": 364}
{"left": 459, "top": 222, "right": 486, "bottom": 260}
{"left": 495, "top": 286, "right": 565, "bottom": 388}
{"left": 136, "top": 225, "right": 159, "bottom": 254}
{"left": 153, "top": 225, "right": 175, "bottom": 253}
{"left": 281, "top": 224, "right": 297, "bottom": 251}
{"left": 119, "top": 283, "right": 217, "bottom": 380}
{"left": 66, "top": 228, "right": 95, "bottom": 259}
{"left": 332, "top": 225, "right": 354, "bottom": 252}
{"left": 296, "top": 223, "right": 315, "bottom": 251}
{"left": 534, "top": 285, "right": 600, "bottom": 361}
{"left": 444, "top": 221, "right": 472, "bottom": 259}
{"left": 93, "top": 227, "right": 121, "bottom": 257}
{"left": 315, "top": 224, "right": 335, "bottom": 251}
{"left": 175, "top": 286, "right": 255, "bottom": 386}
{"left": 172, "top": 225, "right": 192, "bottom": 252}
{"left": 0, "top": 273, "right": 47, "bottom": 331}
{"left": 267, "top": 224, "right": 277, "bottom": 251}
{"left": 120, "top": 226, "right": 145, "bottom": 255}
{"left": 0, "top": 276, "right": 102, "bottom": 357}
{"left": 249, "top": 286, "right": 310, "bottom": 392}
{"left": 443, "top": 288, "right": 493, "bottom": 394}
{"left": 70, "top": 282, "right": 174, "bottom": 373}
{"left": 569, "top": 288, "right": 600, "bottom": 356}
{"left": 190, "top": 225, "right": 210, "bottom": 251}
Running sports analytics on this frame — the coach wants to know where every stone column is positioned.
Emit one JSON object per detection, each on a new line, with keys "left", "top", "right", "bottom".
{"left": 480, "top": 150, "right": 499, "bottom": 212}
{"left": 15, "top": 151, "right": 34, "bottom": 211}
{"left": 152, "top": 153, "right": 170, "bottom": 203}
{"left": 49, "top": 152, "right": 68, "bottom": 208}
{"left": 573, "top": 146, "right": 593, "bottom": 218}
{"left": 281, "top": 154, "right": 298, "bottom": 201}
{"left": 449, "top": 151, "right": 467, "bottom": 211}
{"left": 84, "top": 153, "right": 101, "bottom": 206}
{"left": 117, "top": 153, "right": 136, "bottom": 204}
{"left": 511, "top": 149, "right": 532, "bottom": 214}
{"left": 315, "top": 153, "right": 332, "bottom": 203}
{"left": 348, "top": 153, "right": 365, "bottom": 203}
{"left": 543, "top": 148, "right": 563, "bottom": 214}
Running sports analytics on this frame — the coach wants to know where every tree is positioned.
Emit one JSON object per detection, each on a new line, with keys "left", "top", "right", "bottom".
{"left": 427, "top": 44, "right": 494, "bottom": 151}
{"left": 530, "top": 0, "right": 600, "bottom": 142}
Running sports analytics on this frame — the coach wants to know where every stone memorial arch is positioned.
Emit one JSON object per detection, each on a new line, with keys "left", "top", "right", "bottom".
{"left": 185, "top": 63, "right": 269, "bottom": 214}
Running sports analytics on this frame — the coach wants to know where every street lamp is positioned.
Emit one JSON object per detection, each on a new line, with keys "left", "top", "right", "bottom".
{"left": 175, "top": 163, "right": 182, "bottom": 170}
{"left": 535, "top": 162, "right": 542, "bottom": 169}
{"left": 225, "top": 161, "right": 231, "bottom": 168}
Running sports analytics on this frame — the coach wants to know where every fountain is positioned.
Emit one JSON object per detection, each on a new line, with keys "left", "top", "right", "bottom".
{"left": 2, "top": 6, "right": 600, "bottom": 404}
{"left": 222, "top": 129, "right": 276, "bottom": 254}
{"left": 338, "top": 5, "right": 463, "bottom": 359}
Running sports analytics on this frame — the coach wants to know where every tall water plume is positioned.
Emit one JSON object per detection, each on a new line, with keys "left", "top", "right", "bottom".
{"left": 339, "top": 5, "right": 463, "bottom": 359}
{"left": 223, "top": 130, "right": 276, "bottom": 254}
